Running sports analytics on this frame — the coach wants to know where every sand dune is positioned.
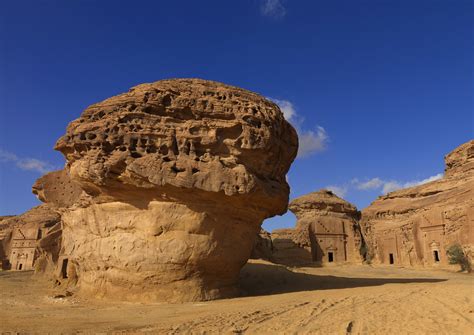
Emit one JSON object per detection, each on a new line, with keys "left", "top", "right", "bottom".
{"left": 1, "top": 260, "right": 473, "bottom": 334}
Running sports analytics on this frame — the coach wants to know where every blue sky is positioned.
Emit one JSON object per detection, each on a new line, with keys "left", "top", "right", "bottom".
{"left": 0, "top": 0, "right": 472, "bottom": 231}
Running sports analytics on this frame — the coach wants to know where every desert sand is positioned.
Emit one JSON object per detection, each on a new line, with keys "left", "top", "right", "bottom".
{"left": 1, "top": 260, "right": 472, "bottom": 334}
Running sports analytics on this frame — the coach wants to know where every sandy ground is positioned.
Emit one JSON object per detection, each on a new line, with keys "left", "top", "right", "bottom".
{"left": 1, "top": 260, "right": 473, "bottom": 334}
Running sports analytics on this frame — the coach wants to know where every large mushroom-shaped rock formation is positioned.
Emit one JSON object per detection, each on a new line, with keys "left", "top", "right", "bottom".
{"left": 288, "top": 190, "right": 363, "bottom": 264}
{"left": 53, "top": 78, "right": 298, "bottom": 302}
{"left": 360, "top": 140, "right": 474, "bottom": 267}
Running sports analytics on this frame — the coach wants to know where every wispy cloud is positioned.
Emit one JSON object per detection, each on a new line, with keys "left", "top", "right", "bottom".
{"left": 273, "top": 98, "right": 295, "bottom": 121}
{"left": 352, "top": 177, "right": 384, "bottom": 190}
{"left": 328, "top": 173, "right": 443, "bottom": 199}
{"left": 0, "top": 149, "right": 57, "bottom": 174}
{"left": 379, "top": 173, "right": 444, "bottom": 194}
{"left": 298, "top": 126, "right": 328, "bottom": 158}
{"left": 260, "top": 0, "right": 286, "bottom": 19}
{"left": 271, "top": 98, "right": 328, "bottom": 158}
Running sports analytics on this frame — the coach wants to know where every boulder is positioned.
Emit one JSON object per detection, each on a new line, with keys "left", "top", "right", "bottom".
{"left": 360, "top": 140, "right": 474, "bottom": 267}
{"left": 52, "top": 78, "right": 298, "bottom": 302}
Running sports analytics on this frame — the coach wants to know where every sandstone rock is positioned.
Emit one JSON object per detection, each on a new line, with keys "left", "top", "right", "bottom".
{"left": 33, "top": 169, "right": 84, "bottom": 208}
{"left": 52, "top": 78, "right": 298, "bottom": 302}
{"left": 288, "top": 190, "right": 363, "bottom": 264}
{"left": 30, "top": 169, "right": 84, "bottom": 279}
{"left": 250, "top": 229, "right": 273, "bottom": 260}
{"left": 270, "top": 228, "right": 313, "bottom": 266}
{"left": 258, "top": 190, "right": 364, "bottom": 266}
{"left": 0, "top": 205, "right": 61, "bottom": 271}
{"left": 360, "top": 140, "right": 474, "bottom": 267}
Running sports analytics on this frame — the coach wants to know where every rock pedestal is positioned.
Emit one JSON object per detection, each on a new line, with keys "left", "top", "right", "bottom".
{"left": 51, "top": 78, "right": 298, "bottom": 302}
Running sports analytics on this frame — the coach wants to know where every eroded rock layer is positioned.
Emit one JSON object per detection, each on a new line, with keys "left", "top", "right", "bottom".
{"left": 360, "top": 140, "right": 474, "bottom": 266}
{"left": 0, "top": 205, "right": 61, "bottom": 272}
{"left": 252, "top": 190, "right": 364, "bottom": 266}
{"left": 52, "top": 78, "right": 298, "bottom": 302}
{"left": 287, "top": 190, "right": 363, "bottom": 264}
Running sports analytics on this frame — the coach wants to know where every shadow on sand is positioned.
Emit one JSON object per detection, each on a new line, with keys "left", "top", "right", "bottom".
{"left": 239, "top": 262, "right": 447, "bottom": 297}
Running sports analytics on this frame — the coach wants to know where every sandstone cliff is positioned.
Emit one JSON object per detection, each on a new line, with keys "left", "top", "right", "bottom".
{"left": 360, "top": 140, "right": 474, "bottom": 267}
{"left": 48, "top": 78, "right": 298, "bottom": 302}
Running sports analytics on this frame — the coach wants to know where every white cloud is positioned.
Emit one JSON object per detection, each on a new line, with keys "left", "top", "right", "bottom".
{"left": 380, "top": 174, "right": 443, "bottom": 194}
{"left": 353, "top": 177, "right": 384, "bottom": 190}
{"left": 350, "top": 173, "right": 444, "bottom": 195}
{"left": 0, "top": 149, "right": 57, "bottom": 174}
{"left": 403, "top": 173, "right": 443, "bottom": 188}
{"left": 381, "top": 181, "right": 402, "bottom": 194}
{"left": 261, "top": 0, "right": 286, "bottom": 19}
{"left": 270, "top": 98, "right": 328, "bottom": 158}
{"left": 326, "top": 173, "right": 443, "bottom": 199}
{"left": 271, "top": 98, "right": 296, "bottom": 122}
{"left": 326, "top": 185, "right": 348, "bottom": 198}
{"left": 298, "top": 126, "right": 328, "bottom": 158}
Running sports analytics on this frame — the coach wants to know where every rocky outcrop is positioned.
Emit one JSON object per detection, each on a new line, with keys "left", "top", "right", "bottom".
{"left": 0, "top": 205, "right": 61, "bottom": 271}
{"left": 271, "top": 228, "right": 313, "bottom": 266}
{"left": 360, "top": 140, "right": 474, "bottom": 267}
{"left": 30, "top": 169, "right": 83, "bottom": 278}
{"left": 51, "top": 78, "right": 298, "bottom": 302}
{"left": 256, "top": 190, "right": 364, "bottom": 266}
{"left": 250, "top": 229, "right": 273, "bottom": 260}
{"left": 288, "top": 190, "right": 363, "bottom": 264}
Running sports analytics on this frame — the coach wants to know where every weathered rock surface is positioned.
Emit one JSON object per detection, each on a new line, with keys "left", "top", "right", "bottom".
{"left": 287, "top": 190, "right": 363, "bottom": 264}
{"left": 360, "top": 140, "right": 474, "bottom": 266}
{"left": 270, "top": 228, "right": 313, "bottom": 266}
{"left": 0, "top": 205, "right": 61, "bottom": 271}
{"left": 255, "top": 190, "right": 364, "bottom": 266}
{"left": 250, "top": 229, "right": 273, "bottom": 260}
{"left": 52, "top": 78, "right": 298, "bottom": 302}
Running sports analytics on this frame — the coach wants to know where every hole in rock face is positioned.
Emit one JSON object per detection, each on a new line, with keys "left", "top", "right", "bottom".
{"left": 131, "top": 152, "right": 142, "bottom": 158}
{"left": 192, "top": 168, "right": 199, "bottom": 174}
{"left": 389, "top": 253, "right": 394, "bottom": 264}
{"left": 171, "top": 165, "right": 185, "bottom": 173}
{"left": 328, "top": 252, "right": 334, "bottom": 263}
{"left": 162, "top": 95, "right": 172, "bottom": 107}
{"left": 243, "top": 115, "right": 262, "bottom": 128}
{"left": 433, "top": 250, "right": 440, "bottom": 262}
{"left": 159, "top": 145, "right": 169, "bottom": 155}
{"left": 216, "top": 124, "right": 243, "bottom": 141}
{"left": 61, "top": 259, "right": 69, "bottom": 279}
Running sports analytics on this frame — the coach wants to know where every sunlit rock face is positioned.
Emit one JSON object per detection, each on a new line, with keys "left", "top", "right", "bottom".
{"left": 360, "top": 140, "right": 474, "bottom": 267}
{"left": 0, "top": 205, "right": 61, "bottom": 273}
{"left": 288, "top": 190, "right": 363, "bottom": 265}
{"left": 53, "top": 78, "right": 298, "bottom": 302}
